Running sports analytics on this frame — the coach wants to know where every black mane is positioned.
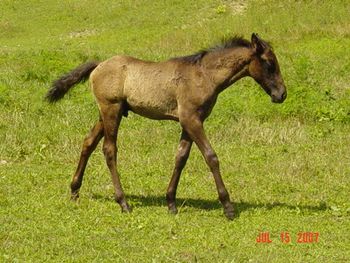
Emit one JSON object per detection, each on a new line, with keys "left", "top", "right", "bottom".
{"left": 173, "top": 36, "right": 251, "bottom": 64}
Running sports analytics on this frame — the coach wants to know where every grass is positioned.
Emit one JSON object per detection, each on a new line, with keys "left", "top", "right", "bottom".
{"left": 1, "top": 0, "right": 350, "bottom": 261}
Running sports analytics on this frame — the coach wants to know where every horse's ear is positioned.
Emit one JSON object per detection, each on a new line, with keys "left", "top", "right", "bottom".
{"left": 251, "top": 33, "right": 265, "bottom": 55}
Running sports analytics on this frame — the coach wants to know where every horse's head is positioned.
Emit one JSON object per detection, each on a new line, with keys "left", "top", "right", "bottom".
{"left": 248, "top": 33, "right": 287, "bottom": 103}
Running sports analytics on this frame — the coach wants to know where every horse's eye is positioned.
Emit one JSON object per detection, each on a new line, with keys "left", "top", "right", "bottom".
{"left": 266, "top": 61, "right": 276, "bottom": 73}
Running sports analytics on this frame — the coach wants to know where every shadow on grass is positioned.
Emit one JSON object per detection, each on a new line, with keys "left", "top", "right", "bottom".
{"left": 91, "top": 193, "right": 329, "bottom": 217}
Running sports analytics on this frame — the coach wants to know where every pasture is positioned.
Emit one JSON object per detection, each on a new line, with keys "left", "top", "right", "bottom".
{"left": 1, "top": 0, "right": 349, "bottom": 261}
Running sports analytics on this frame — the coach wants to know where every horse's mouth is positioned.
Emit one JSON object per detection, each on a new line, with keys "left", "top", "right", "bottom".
{"left": 271, "top": 92, "right": 287, "bottom": 103}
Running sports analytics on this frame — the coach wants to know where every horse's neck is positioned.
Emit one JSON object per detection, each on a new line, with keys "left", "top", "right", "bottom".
{"left": 202, "top": 48, "right": 252, "bottom": 92}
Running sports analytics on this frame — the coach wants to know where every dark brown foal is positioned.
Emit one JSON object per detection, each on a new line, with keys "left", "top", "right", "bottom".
{"left": 47, "top": 33, "right": 286, "bottom": 220}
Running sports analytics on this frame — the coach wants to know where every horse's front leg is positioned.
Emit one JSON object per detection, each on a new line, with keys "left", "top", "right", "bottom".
{"left": 181, "top": 115, "right": 234, "bottom": 220}
{"left": 166, "top": 130, "right": 193, "bottom": 214}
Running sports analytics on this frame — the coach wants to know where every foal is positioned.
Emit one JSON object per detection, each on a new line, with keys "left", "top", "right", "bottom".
{"left": 47, "top": 33, "right": 286, "bottom": 219}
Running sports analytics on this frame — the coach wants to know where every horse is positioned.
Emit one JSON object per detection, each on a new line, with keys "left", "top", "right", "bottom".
{"left": 46, "top": 33, "right": 286, "bottom": 220}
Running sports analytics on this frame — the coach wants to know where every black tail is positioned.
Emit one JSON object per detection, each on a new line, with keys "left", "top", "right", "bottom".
{"left": 46, "top": 61, "right": 99, "bottom": 103}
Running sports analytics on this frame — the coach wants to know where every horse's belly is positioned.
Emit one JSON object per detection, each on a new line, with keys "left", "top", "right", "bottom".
{"left": 125, "top": 86, "right": 179, "bottom": 120}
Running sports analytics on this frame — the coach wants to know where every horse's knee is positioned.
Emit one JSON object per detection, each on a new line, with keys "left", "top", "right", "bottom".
{"left": 81, "top": 137, "right": 95, "bottom": 156}
{"left": 175, "top": 141, "right": 191, "bottom": 168}
{"left": 175, "top": 150, "right": 188, "bottom": 166}
{"left": 103, "top": 141, "right": 117, "bottom": 163}
{"left": 178, "top": 141, "right": 191, "bottom": 156}
{"left": 103, "top": 141, "right": 113, "bottom": 155}
{"left": 206, "top": 150, "right": 219, "bottom": 167}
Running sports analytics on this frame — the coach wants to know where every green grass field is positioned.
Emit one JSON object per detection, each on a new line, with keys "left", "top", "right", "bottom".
{"left": 1, "top": 0, "right": 350, "bottom": 261}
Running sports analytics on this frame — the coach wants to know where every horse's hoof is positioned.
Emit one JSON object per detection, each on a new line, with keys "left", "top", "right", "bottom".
{"left": 168, "top": 207, "right": 178, "bottom": 215}
{"left": 71, "top": 193, "right": 79, "bottom": 201}
{"left": 121, "top": 204, "right": 132, "bottom": 213}
{"left": 224, "top": 208, "right": 234, "bottom": 220}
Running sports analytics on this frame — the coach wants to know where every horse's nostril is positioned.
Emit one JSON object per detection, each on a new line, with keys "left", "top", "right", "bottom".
{"left": 271, "top": 92, "right": 286, "bottom": 103}
{"left": 282, "top": 91, "right": 287, "bottom": 100}
{"left": 278, "top": 93, "right": 287, "bottom": 103}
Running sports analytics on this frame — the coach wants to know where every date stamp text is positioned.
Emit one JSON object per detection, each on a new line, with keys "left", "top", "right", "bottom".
{"left": 256, "top": 231, "right": 319, "bottom": 244}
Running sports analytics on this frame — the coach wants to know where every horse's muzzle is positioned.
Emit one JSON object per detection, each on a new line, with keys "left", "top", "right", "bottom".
{"left": 271, "top": 90, "right": 287, "bottom": 103}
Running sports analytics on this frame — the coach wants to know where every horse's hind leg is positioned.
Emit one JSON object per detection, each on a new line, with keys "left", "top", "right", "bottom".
{"left": 71, "top": 120, "right": 104, "bottom": 200}
{"left": 166, "top": 130, "right": 193, "bottom": 214}
{"left": 100, "top": 102, "right": 131, "bottom": 213}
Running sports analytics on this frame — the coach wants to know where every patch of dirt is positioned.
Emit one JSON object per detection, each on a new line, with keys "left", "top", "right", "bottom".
{"left": 68, "top": 29, "right": 98, "bottom": 39}
{"left": 226, "top": 0, "right": 248, "bottom": 14}
{"left": 0, "top": 160, "right": 8, "bottom": 165}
